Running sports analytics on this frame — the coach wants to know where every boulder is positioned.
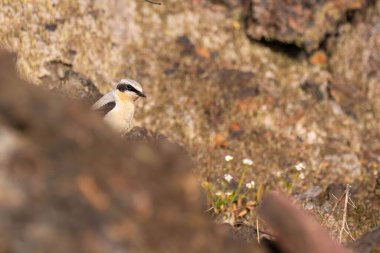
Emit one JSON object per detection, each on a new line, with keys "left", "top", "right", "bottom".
{"left": 245, "top": 0, "right": 367, "bottom": 52}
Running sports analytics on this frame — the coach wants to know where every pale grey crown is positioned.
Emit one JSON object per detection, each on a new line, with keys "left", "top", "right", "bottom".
{"left": 114, "top": 78, "right": 146, "bottom": 98}
{"left": 114, "top": 79, "right": 143, "bottom": 93}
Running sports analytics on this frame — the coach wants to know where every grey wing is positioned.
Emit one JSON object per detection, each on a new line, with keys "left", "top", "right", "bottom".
{"left": 92, "top": 91, "right": 116, "bottom": 116}
{"left": 92, "top": 91, "right": 115, "bottom": 110}
{"left": 95, "top": 101, "right": 116, "bottom": 116}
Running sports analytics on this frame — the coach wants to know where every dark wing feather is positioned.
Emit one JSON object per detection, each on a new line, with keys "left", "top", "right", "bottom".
{"left": 95, "top": 101, "right": 116, "bottom": 116}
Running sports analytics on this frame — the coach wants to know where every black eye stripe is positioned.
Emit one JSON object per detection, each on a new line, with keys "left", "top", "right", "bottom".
{"left": 127, "top": 85, "right": 139, "bottom": 93}
{"left": 117, "top": 83, "right": 140, "bottom": 94}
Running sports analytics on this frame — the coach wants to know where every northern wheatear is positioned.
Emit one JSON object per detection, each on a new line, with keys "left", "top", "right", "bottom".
{"left": 92, "top": 79, "right": 146, "bottom": 134}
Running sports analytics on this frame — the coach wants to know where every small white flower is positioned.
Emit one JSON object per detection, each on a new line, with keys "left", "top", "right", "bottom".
{"left": 225, "top": 155, "right": 234, "bottom": 162}
{"left": 245, "top": 180, "right": 255, "bottom": 189}
{"left": 242, "top": 158, "right": 254, "bottom": 166}
{"left": 299, "top": 172, "right": 305, "bottom": 179}
{"left": 295, "top": 162, "right": 305, "bottom": 171}
{"left": 224, "top": 174, "right": 233, "bottom": 183}
{"left": 215, "top": 191, "right": 223, "bottom": 196}
{"left": 225, "top": 191, "right": 233, "bottom": 196}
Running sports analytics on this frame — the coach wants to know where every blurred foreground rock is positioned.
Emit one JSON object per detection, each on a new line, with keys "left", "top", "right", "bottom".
{"left": 245, "top": 0, "right": 367, "bottom": 52}
{"left": 0, "top": 51, "right": 260, "bottom": 253}
{"left": 258, "top": 193, "right": 380, "bottom": 253}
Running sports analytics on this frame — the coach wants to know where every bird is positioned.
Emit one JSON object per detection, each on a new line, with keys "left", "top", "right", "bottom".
{"left": 92, "top": 79, "right": 146, "bottom": 134}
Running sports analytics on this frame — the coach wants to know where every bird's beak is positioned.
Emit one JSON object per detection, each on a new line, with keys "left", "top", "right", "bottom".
{"left": 137, "top": 91, "right": 146, "bottom": 98}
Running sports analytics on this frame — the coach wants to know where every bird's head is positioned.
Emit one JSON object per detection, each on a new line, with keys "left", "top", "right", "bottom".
{"left": 114, "top": 79, "right": 146, "bottom": 102}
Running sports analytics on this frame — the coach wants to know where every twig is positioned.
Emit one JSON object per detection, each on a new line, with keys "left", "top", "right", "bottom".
{"left": 144, "top": 0, "right": 162, "bottom": 5}
{"left": 348, "top": 196, "right": 357, "bottom": 209}
{"left": 256, "top": 216, "right": 260, "bottom": 244}
{"left": 344, "top": 220, "right": 355, "bottom": 241}
{"left": 339, "top": 185, "right": 350, "bottom": 243}
{"left": 322, "top": 192, "right": 346, "bottom": 226}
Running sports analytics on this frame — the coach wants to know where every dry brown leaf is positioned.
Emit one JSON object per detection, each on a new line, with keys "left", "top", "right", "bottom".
{"left": 196, "top": 47, "right": 211, "bottom": 59}
{"left": 310, "top": 50, "right": 328, "bottom": 65}
{"left": 235, "top": 98, "right": 259, "bottom": 112}
{"left": 230, "top": 122, "right": 242, "bottom": 132}
{"left": 213, "top": 132, "right": 228, "bottom": 147}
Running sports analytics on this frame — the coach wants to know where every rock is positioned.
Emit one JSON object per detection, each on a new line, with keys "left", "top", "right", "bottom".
{"left": 327, "top": 1, "right": 380, "bottom": 120}
{"left": 316, "top": 183, "right": 347, "bottom": 213}
{"left": 44, "top": 23, "right": 58, "bottom": 32}
{"left": 40, "top": 60, "right": 102, "bottom": 103}
{"left": 125, "top": 126, "right": 151, "bottom": 141}
{"left": 326, "top": 183, "right": 347, "bottom": 201}
{"left": 300, "top": 80, "right": 324, "bottom": 102}
{"left": 245, "top": 0, "right": 367, "bottom": 52}
{"left": 176, "top": 35, "right": 196, "bottom": 56}
{"left": 297, "top": 186, "right": 323, "bottom": 201}
{"left": 350, "top": 226, "right": 380, "bottom": 253}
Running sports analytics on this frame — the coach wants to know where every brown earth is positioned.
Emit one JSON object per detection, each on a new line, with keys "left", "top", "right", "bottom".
{"left": 0, "top": 0, "right": 379, "bottom": 246}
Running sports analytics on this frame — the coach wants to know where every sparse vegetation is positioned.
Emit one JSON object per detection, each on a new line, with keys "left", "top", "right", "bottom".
{"left": 202, "top": 155, "right": 259, "bottom": 224}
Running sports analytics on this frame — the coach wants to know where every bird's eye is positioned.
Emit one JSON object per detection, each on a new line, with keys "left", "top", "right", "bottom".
{"left": 116, "top": 83, "right": 128, "bottom": 92}
{"left": 117, "top": 83, "right": 139, "bottom": 94}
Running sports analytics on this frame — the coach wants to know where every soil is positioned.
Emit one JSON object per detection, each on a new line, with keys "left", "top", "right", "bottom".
{"left": 0, "top": 0, "right": 378, "bottom": 245}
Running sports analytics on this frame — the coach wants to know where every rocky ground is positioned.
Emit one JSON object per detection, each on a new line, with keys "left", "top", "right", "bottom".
{"left": 0, "top": 0, "right": 379, "bottom": 249}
